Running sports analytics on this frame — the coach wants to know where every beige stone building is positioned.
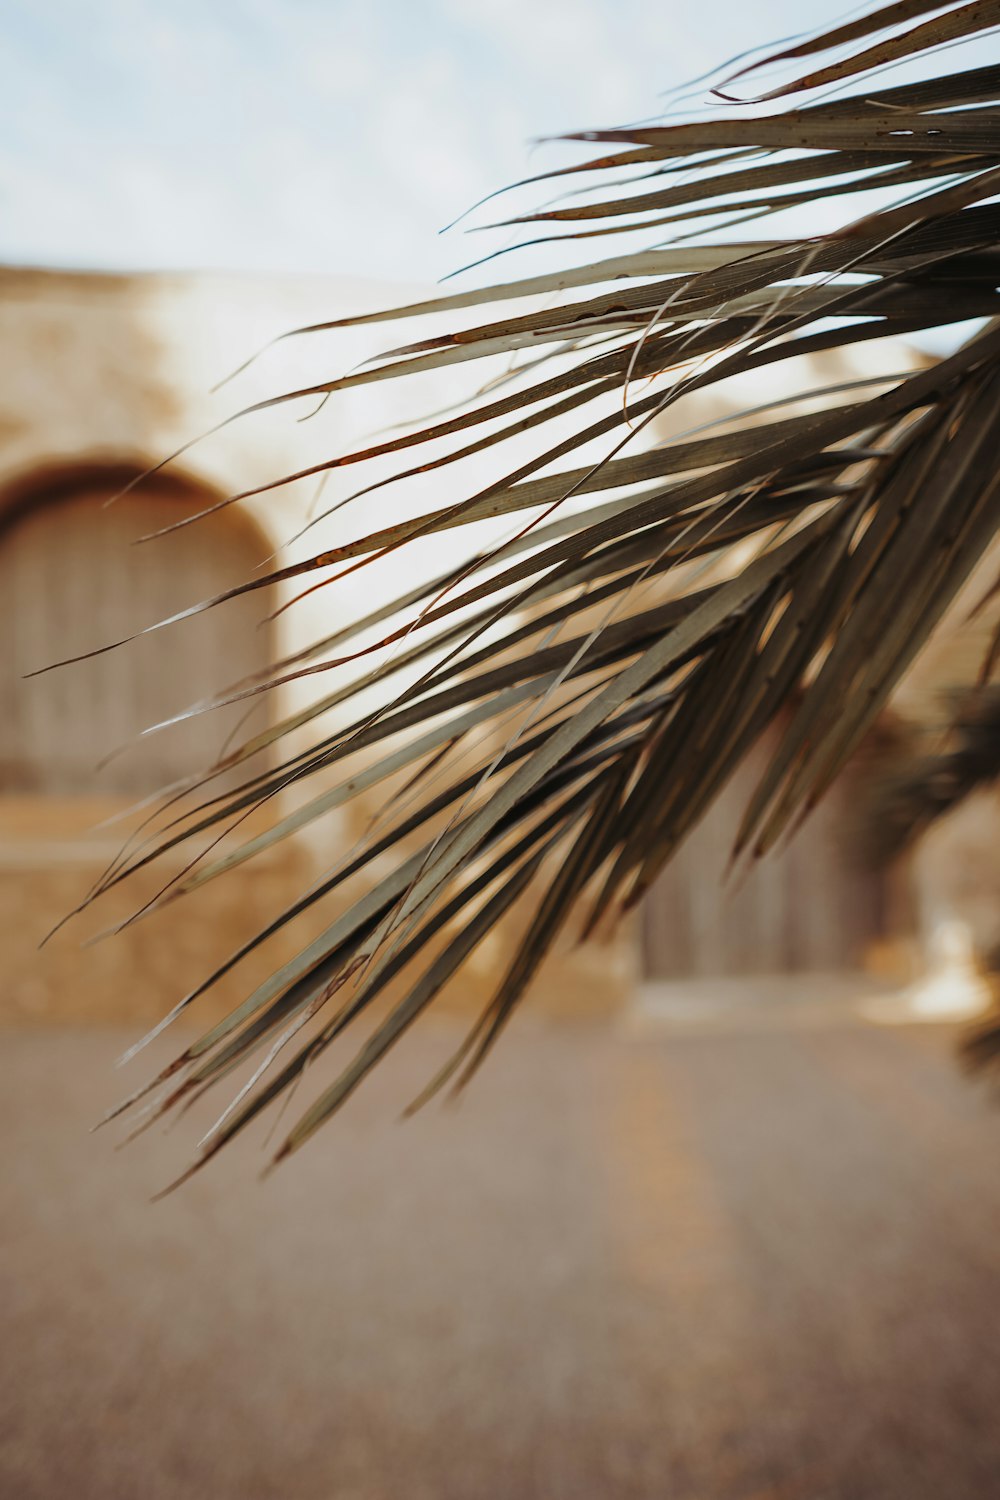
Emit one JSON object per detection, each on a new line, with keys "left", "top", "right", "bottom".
{"left": 0, "top": 265, "right": 995, "bottom": 1031}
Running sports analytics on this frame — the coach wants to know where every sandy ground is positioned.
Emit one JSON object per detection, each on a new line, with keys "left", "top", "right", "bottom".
{"left": 2, "top": 1010, "right": 999, "bottom": 1500}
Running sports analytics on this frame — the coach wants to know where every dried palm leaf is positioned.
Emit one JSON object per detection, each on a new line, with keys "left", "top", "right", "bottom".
{"left": 45, "top": 0, "right": 1000, "bottom": 1181}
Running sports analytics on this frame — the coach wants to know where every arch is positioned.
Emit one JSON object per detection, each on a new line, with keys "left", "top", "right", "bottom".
{"left": 0, "top": 460, "right": 276, "bottom": 797}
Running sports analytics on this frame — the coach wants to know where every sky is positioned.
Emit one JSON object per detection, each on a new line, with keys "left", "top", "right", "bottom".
{"left": 5, "top": 0, "right": 837, "bottom": 287}
{"left": 5, "top": 0, "right": 996, "bottom": 306}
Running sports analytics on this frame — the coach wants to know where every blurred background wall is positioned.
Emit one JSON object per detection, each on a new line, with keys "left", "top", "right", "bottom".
{"left": 0, "top": 265, "right": 639, "bottom": 1026}
{"left": 0, "top": 264, "right": 997, "bottom": 1032}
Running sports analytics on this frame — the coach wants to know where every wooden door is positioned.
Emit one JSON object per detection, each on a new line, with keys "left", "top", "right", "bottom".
{"left": 0, "top": 474, "right": 273, "bottom": 796}
{"left": 643, "top": 728, "right": 884, "bottom": 977}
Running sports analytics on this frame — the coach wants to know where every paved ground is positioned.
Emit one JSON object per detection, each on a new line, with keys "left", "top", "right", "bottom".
{"left": 2, "top": 1010, "right": 999, "bottom": 1500}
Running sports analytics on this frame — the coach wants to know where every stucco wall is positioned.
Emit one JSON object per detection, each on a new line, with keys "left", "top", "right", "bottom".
{"left": 0, "top": 265, "right": 638, "bottom": 1025}
{"left": 0, "top": 264, "right": 996, "bottom": 1031}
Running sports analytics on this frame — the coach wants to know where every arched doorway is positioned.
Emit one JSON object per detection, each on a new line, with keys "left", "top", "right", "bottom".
{"left": 642, "top": 725, "right": 887, "bottom": 979}
{"left": 0, "top": 466, "right": 274, "bottom": 797}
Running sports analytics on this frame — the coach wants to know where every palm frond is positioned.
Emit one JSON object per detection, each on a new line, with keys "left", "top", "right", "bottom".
{"left": 54, "top": 0, "right": 1000, "bottom": 1180}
